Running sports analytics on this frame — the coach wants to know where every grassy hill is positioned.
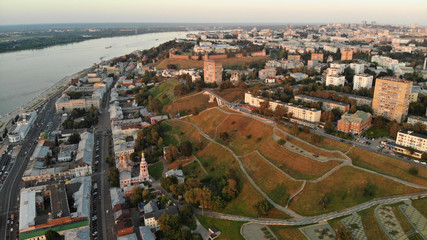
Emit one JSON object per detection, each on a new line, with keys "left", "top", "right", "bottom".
{"left": 177, "top": 107, "right": 426, "bottom": 216}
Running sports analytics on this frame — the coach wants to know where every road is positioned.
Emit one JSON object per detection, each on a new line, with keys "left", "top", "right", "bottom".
{"left": 0, "top": 89, "right": 63, "bottom": 240}
{"left": 90, "top": 76, "right": 117, "bottom": 240}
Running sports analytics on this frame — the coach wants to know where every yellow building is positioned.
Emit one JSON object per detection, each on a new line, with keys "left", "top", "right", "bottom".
{"left": 372, "top": 77, "right": 412, "bottom": 123}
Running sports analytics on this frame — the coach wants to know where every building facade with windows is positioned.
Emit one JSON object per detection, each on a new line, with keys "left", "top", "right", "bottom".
{"left": 372, "top": 77, "right": 412, "bottom": 123}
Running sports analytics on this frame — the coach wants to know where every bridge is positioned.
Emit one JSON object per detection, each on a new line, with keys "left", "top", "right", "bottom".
{"left": 203, "top": 89, "right": 230, "bottom": 106}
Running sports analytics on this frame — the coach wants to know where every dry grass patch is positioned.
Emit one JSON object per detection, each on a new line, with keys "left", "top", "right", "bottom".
{"left": 358, "top": 206, "right": 389, "bottom": 240}
{"left": 269, "top": 226, "right": 307, "bottom": 240}
{"left": 258, "top": 142, "right": 341, "bottom": 180}
{"left": 290, "top": 166, "right": 424, "bottom": 216}
{"left": 196, "top": 142, "right": 288, "bottom": 217}
{"left": 349, "top": 147, "right": 427, "bottom": 187}
{"left": 277, "top": 124, "right": 351, "bottom": 152}
{"left": 213, "top": 114, "right": 341, "bottom": 180}
{"left": 275, "top": 130, "right": 346, "bottom": 160}
{"left": 167, "top": 120, "right": 210, "bottom": 148}
{"left": 186, "top": 107, "right": 229, "bottom": 138}
{"left": 167, "top": 156, "right": 194, "bottom": 170}
{"left": 241, "top": 152, "right": 302, "bottom": 206}
{"left": 164, "top": 92, "right": 217, "bottom": 115}
{"left": 412, "top": 197, "right": 427, "bottom": 215}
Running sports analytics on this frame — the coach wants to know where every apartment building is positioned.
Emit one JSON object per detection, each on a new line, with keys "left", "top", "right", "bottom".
{"left": 353, "top": 74, "right": 373, "bottom": 90}
{"left": 326, "top": 75, "right": 346, "bottom": 86}
{"left": 337, "top": 111, "right": 372, "bottom": 134}
{"left": 294, "top": 95, "right": 350, "bottom": 112}
{"left": 259, "top": 69, "right": 277, "bottom": 80}
{"left": 204, "top": 60, "right": 222, "bottom": 84}
{"left": 244, "top": 92, "right": 321, "bottom": 123}
{"left": 311, "top": 53, "right": 324, "bottom": 61}
{"left": 287, "top": 103, "right": 321, "bottom": 123}
{"left": 396, "top": 130, "right": 427, "bottom": 152}
{"left": 350, "top": 63, "right": 365, "bottom": 75}
{"left": 341, "top": 49, "right": 353, "bottom": 61}
{"left": 372, "top": 77, "right": 412, "bottom": 123}
{"left": 407, "top": 115, "right": 427, "bottom": 127}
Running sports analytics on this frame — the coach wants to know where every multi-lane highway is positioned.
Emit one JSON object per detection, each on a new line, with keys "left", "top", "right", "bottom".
{"left": 0, "top": 90, "right": 63, "bottom": 240}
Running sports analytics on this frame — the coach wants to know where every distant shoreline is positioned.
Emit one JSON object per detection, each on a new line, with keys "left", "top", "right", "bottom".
{"left": 0, "top": 29, "right": 186, "bottom": 54}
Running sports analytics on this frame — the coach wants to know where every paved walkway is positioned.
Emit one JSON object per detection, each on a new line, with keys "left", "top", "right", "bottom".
{"left": 399, "top": 203, "right": 427, "bottom": 238}
{"left": 194, "top": 217, "right": 210, "bottom": 240}
{"left": 241, "top": 223, "right": 278, "bottom": 240}
{"left": 375, "top": 205, "right": 408, "bottom": 240}
{"left": 341, "top": 213, "right": 368, "bottom": 240}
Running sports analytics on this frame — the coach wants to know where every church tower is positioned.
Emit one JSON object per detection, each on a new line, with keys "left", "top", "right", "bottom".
{"left": 139, "top": 152, "right": 149, "bottom": 180}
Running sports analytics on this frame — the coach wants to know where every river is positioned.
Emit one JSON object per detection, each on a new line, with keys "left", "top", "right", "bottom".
{"left": 0, "top": 31, "right": 190, "bottom": 116}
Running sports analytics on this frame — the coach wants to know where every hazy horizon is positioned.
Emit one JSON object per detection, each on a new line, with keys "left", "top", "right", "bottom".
{"left": 1, "top": 0, "right": 426, "bottom": 26}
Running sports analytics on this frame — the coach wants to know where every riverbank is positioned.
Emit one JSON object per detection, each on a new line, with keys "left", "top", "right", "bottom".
{"left": 0, "top": 29, "right": 188, "bottom": 54}
{"left": 0, "top": 67, "right": 90, "bottom": 133}
{"left": 0, "top": 31, "right": 191, "bottom": 116}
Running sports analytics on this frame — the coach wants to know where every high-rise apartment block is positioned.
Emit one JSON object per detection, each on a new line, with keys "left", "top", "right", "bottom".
{"left": 204, "top": 60, "right": 222, "bottom": 84}
{"left": 372, "top": 77, "right": 412, "bottom": 123}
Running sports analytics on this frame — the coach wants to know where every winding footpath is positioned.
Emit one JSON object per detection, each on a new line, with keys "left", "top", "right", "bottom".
{"left": 174, "top": 106, "right": 427, "bottom": 226}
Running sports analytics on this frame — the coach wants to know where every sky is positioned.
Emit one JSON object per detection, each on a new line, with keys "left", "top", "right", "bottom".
{"left": 0, "top": 0, "right": 426, "bottom": 26}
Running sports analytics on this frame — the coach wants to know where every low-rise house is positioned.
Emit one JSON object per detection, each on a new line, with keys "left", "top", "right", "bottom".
{"left": 150, "top": 115, "right": 169, "bottom": 125}
{"left": 209, "top": 225, "right": 221, "bottom": 240}
{"left": 144, "top": 205, "right": 179, "bottom": 231}
{"left": 165, "top": 169, "right": 185, "bottom": 184}
{"left": 139, "top": 226, "right": 156, "bottom": 240}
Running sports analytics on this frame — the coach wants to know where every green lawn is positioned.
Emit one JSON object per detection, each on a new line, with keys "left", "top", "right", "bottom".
{"left": 365, "top": 126, "right": 390, "bottom": 138}
{"left": 148, "top": 161, "right": 164, "bottom": 180}
{"left": 19, "top": 220, "right": 88, "bottom": 239}
{"left": 196, "top": 215, "right": 246, "bottom": 240}
{"left": 149, "top": 78, "right": 179, "bottom": 106}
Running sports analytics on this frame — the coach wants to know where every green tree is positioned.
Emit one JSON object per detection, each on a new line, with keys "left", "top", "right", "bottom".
{"left": 45, "top": 230, "right": 62, "bottom": 240}
{"left": 108, "top": 167, "right": 120, "bottom": 187}
{"left": 67, "top": 132, "right": 81, "bottom": 144}
{"left": 180, "top": 141, "right": 193, "bottom": 157}
{"left": 158, "top": 213, "right": 181, "bottom": 236}
{"left": 254, "top": 199, "right": 272, "bottom": 216}
{"left": 179, "top": 205, "right": 194, "bottom": 227}
{"left": 147, "top": 97, "right": 162, "bottom": 113}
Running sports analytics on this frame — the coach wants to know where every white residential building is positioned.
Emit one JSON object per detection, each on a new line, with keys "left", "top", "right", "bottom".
{"left": 396, "top": 130, "right": 427, "bottom": 152}
{"left": 353, "top": 74, "right": 373, "bottom": 90}
{"left": 326, "top": 75, "right": 346, "bottom": 86}
{"left": 350, "top": 63, "right": 365, "bottom": 75}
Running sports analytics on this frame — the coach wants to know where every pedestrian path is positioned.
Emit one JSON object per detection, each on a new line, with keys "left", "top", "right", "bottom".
{"left": 341, "top": 213, "right": 368, "bottom": 240}
{"left": 375, "top": 205, "right": 408, "bottom": 240}
{"left": 399, "top": 204, "right": 427, "bottom": 238}
{"left": 241, "top": 223, "right": 278, "bottom": 240}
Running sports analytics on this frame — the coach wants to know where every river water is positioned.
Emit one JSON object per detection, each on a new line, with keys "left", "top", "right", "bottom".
{"left": 0, "top": 31, "right": 190, "bottom": 116}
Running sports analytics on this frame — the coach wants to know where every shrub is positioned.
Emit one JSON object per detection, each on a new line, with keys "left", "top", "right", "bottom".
{"left": 409, "top": 166, "right": 418, "bottom": 176}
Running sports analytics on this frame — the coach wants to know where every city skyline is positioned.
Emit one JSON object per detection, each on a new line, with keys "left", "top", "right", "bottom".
{"left": 1, "top": 0, "right": 426, "bottom": 26}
